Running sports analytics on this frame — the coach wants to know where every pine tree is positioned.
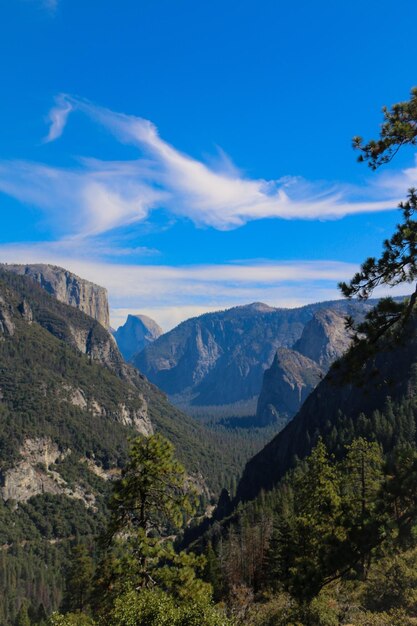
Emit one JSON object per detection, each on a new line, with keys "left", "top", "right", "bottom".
{"left": 15, "top": 604, "right": 30, "bottom": 626}
{"left": 62, "top": 544, "right": 94, "bottom": 612}
{"left": 94, "top": 433, "right": 211, "bottom": 622}
{"left": 341, "top": 438, "right": 384, "bottom": 575}
{"left": 267, "top": 440, "right": 345, "bottom": 602}
{"left": 340, "top": 88, "right": 417, "bottom": 356}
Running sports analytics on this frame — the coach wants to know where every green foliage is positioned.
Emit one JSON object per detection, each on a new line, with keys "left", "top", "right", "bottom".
{"left": 47, "top": 612, "right": 96, "bottom": 626}
{"left": 282, "top": 440, "right": 344, "bottom": 601}
{"left": 108, "top": 589, "right": 232, "bottom": 626}
{"left": 107, "top": 434, "right": 196, "bottom": 540}
{"left": 15, "top": 604, "right": 31, "bottom": 626}
{"left": 202, "top": 433, "right": 417, "bottom": 623}
{"left": 340, "top": 89, "right": 417, "bottom": 356}
{"left": 363, "top": 548, "right": 417, "bottom": 613}
{"left": 61, "top": 545, "right": 94, "bottom": 613}
{"left": 93, "top": 434, "right": 217, "bottom": 624}
{"left": 353, "top": 86, "right": 417, "bottom": 169}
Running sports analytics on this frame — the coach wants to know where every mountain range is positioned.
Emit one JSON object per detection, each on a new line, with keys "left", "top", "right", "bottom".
{"left": 133, "top": 299, "right": 374, "bottom": 419}
{"left": 1, "top": 260, "right": 411, "bottom": 625}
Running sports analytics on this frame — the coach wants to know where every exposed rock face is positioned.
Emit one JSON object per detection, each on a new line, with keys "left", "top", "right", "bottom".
{"left": 255, "top": 308, "right": 353, "bottom": 426}
{"left": 293, "top": 308, "right": 352, "bottom": 369}
{"left": 256, "top": 348, "right": 323, "bottom": 426}
{"left": 114, "top": 314, "right": 163, "bottom": 361}
{"left": 60, "top": 384, "right": 151, "bottom": 435}
{"left": 2, "top": 264, "right": 110, "bottom": 328}
{"left": 1, "top": 438, "right": 96, "bottom": 509}
{"left": 0, "top": 296, "right": 14, "bottom": 336}
{"left": 135, "top": 300, "right": 373, "bottom": 413}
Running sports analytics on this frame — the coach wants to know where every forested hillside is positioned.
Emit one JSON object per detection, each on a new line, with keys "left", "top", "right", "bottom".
{"left": 0, "top": 269, "right": 265, "bottom": 624}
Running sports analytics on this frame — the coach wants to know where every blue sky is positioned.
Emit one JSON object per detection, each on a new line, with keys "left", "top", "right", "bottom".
{"left": 1, "top": 0, "right": 417, "bottom": 329}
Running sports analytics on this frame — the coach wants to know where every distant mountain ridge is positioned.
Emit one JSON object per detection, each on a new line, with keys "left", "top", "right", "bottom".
{"left": 114, "top": 313, "right": 163, "bottom": 361}
{"left": 134, "top": 299, "right": 375, "bottom": 413}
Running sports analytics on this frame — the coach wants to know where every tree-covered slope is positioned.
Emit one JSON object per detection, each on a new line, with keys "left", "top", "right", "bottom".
{"left": 0, "top": 268, "right": 242, "bottom": 494}
{"left": 0, "top": 268, "right": 258, "bottom": 624}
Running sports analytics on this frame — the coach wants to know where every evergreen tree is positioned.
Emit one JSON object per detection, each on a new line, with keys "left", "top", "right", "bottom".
{"left": 340, "top": 88, "right": 417, "bottom": 355}
{"left": 95, "top": 433, "right": 213, "bottom": 622}
{"left": 107, "top": 433, "right": 196, "bottom": 542}
{"left": 264, "top": 440, "right": 346, "bottom": 602}
{"left": 62, "top": 545, "right": 94, "bottom": 613}
{"left": 341, "top": 438, "right": 384, "bottom": 575}
{"left": 343, "top": 438, "right": 384, "bottom": 523}
{"left": 15, "top": 604, "right": 30, "bottom": 626}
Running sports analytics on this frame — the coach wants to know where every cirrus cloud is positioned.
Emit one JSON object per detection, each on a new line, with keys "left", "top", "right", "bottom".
{"left": 0, "top": 94, "right": 408, "bottom": 241}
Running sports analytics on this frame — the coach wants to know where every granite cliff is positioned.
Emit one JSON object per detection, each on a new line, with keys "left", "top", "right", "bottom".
{"left": 255, "top": 348, "right": 324, "bottom": 427}
{"left": 293, "top": 307, "right": 352, "bottom": 369}
{"left": 255, "top": 308, "right": 352, "bottom": 425}
{"left": 114, "top": 313, "right": 163, "bottom": 361}
{"left": 2, "top": 263, "right": 110, "bottom": 328}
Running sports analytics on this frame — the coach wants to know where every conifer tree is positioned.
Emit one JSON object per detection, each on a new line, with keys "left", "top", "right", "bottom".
{"left": 95, "top": 433, "right": 212, "bottom": 621}
{"left": 340, "top": 88, "right": 417, "bottom": 351}
{"left": 268, "top": 440, "right": 345, "bottom": 602}
{"left": 62, "top": 545, "right": 94, "bottom": 613}
{"left": 15, "top": 604, "right": 30, "bottom": 626}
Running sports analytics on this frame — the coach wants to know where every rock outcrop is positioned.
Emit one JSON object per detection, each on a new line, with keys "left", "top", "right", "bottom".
{"left": 1, "top": 438, "right": 96, "bottom": 508}
{"left": 293, "top": 308, "right": 352, "bottom": 369}
{"left": 255, "top": 308, "right": 353, "bottom": 426}
{"left": 2, "top": 263, "right": 110, "bottom": 328}
{"left": 0, "top": 296, "right": 15, "bottom": 336}
{"left": 256, "top": 348, "right": 323, "bottom": 426}
{"left": 114, "top": 314, "right": 163, "bottom": 361}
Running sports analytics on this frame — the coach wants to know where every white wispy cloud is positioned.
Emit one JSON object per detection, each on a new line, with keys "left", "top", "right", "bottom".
{"left": 0, "top": 94, "right": 408, "bottom": 241}
{"left": 44, "top": 94, "right": 72, "bottom": 142}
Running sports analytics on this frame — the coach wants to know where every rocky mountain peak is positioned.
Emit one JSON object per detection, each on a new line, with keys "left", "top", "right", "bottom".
{"left": 255, "top": 308, "right": 354, "bottom": 427}
{"left": 114, "top": 313, "right": 163, "bottom": 361}
{"left": 256, "top": 347, "right": 324, "bottom": 426}
{"left": 293, "top": 308, "right": 352, "bottom": 369}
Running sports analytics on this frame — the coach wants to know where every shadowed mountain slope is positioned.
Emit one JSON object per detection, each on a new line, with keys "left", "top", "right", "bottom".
{"left": 236, "top": 307, "right": 417, "bottom": 504}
